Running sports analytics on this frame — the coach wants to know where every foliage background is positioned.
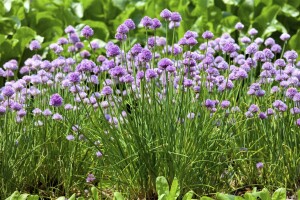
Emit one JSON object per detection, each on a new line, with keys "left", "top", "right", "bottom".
{"left": 1, "top": 0, "right": 300, "bottom": 67}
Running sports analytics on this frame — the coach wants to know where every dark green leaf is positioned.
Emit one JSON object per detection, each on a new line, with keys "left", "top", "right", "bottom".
{"left": 281, "top": 3, "right": 299, "bottom": 17}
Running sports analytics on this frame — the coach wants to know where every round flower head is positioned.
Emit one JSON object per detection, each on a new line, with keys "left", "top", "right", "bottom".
{"left": 49, "top": 93, "right": 63, "bottom": 107}
{"left": 86, "top": 173, "right": 96, "bottom": 183}
{"left": 29, "top": 40, "right": 41, "bottom": 51}
{"left": 138, "top": 49, "right": 152, "bottom": 62}
{"left": 81, "top": 25, "right": 94, "bottom": 38}
{"left": 124, "top": 19, "right": 135, "bottom": 30}
{"left": 264, "top": 38, "right": 275, "bottom": 47}
{"left": 117, "top": 24, "right": 129, "bottom": 34}
{"left": 296, "top": 118, "right": 300, "bottom": 127}
{"left": 158, "top": 58, "right": 173, "bottom": 70}
{"left": 221, "top": 100, "right": 230, "bottom": 109}
{"left": 2, "top": 86, "right": 15, "bottom": 98}
{"left": 52, "top": 113, "right": 63, "bottom": 120}
{"left": 65, "top": 25, "right": 75, "bottom": 34}
{"left": 248, "top": 104, "right": 259, "bottom": 113}
{"left": 145, "top": 69, "right": 157, "bottom": 79}
{"left": 256, "top": 162, "right": 263, "bottom": 169}
{"left": 259, "top": 112, "right": 267, "bottom": 120}
{"left": 248, "top": 28, "right": 258, "bottom": 36}
{"left": 141, "top": 16, "right": 153, "bottom": 28}
{"left": 280, "top": 33, "right": 290, "bottom": 41}
{"left": 101, "top": 86, "right": 113, "bottom": 96}
{"left": 96, "top": 151, "right": 103, "bottom": 157}
{"left": 160, "top": 8, "right": 172, "bottom": 20}
{"left": 202, "top": 31, "right": 214, "bottom": 39}
{"left": 170, "top": 12, "right": 182, "bottom": 22}
{"left": 235, "top": 22, "right": 244, "bottom": 30}
{"left": 151, "top": 18, "right": 162, "bottom": 29}
{"left": 66, "top": 134, "right": 75, "bottom": 141}
{"left": 0, "top": 106, "right": 7, "bottom": 115}
{"left": 105, "top": 42, "right": 120, "bottom": 57}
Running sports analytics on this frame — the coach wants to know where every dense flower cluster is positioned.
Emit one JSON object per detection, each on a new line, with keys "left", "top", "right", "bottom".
{"left": 0, "top": 9, "right": 300, "bottom": 188}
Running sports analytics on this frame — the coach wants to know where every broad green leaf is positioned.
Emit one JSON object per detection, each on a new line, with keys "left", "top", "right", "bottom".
{"left": 5, "top": 191, "right": 20, "bottom": 200}
{"left": 114, "top": 192, "right": 125, "bottom": 200}
{"left": 156, "top": 176, "right": 170, "bottom": 197}
{"left": 200, "top": 196, "right": 214, "bottom": 200}
{"left": 68, "top": 194, "right": 76, "bottom": 200}
{"left": 288, "top": 0, "right": 300, "bottom": 7}
{"left": 244, "top": 193, "right": 256, "bottom": 200}
{"left": 72, "top": 2, "right": 84, "bottom": 18}
{"left": 56, "top": 197, "right": 66, "bottom": 200}
{"left": 219, "top": 15, "right": 240, "bottom": 33}
{"left": 216, "top": 193, "right": 236, "bottom": 200}
{"left": 18, "top": 194, "right": 29, "bottom": 200}
{"left": 168, "top": 177, "right": 180, "bottom": 200}
{"left": 4, "top": 0, "right": 13, "bottom": 12}
{"left": 281, "top": 4, "right": 299, "bottom": 17}
{"left": 13, "top": 26, "right": 36, "bottom": 52}
{"left": 297, "top": 189, "right": 300, "bottom": 200}
{"left": 234, "top": 197, "right": 245, "bottom": 200}
{"left": 158, "top": 194, "right": 167, "bottom": 200}
{"left": 91, "top": 186, "right": 99, "bottom": 200}
{"left": 111, "top": 0, "right": 128, "bottom": 10}
{"left": 261, "top": 21, "right": 287, "bottom": 38}
{"left": 253, "top": 5, "right": 280, "bottom": 35}
{"left": 183, "top": 191, "right": 194, "bottom": 200}
{"left": 271, "top": 188, "right": 286, "bottom": 200}
{"left": 288, "top": 30, "right": 300, "bottom": 57}
{"left": 222, "top": 0, "right": 241, "bottom": 5}
{"left": 258, "top": 188, "right": 271, "bottom": 200}
{"left": 27, "top": 195, "right": 39, "bottom": 200}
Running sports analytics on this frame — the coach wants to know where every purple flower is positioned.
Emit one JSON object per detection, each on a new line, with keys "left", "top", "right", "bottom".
{"left": 256, "top": 162, "right": 263, "bottom": 169}
{"left": 43, "top": 109, "right": 52, "bottom": 116}
{"left": 248, "top": 28, "right": 258, "bottom": 36}
{"left": 106, "top": 42, "right": 121, "bottom": 57}
{"left": 29, "top": 40, "right": 41, "bottom": 51}
{"left": 221, "top": 100, "right": 230, "bottom": 109}
{"left": 160, "top": 9, "right": 172, "bottom": 20}
{"left": 57, "top": 37, "right": 68, "bottom": 45}
{"left": 267, "top": 108, "right": 274, "bottom": 115}
{"left": 101, "top": 86, "right": 113, "bottom": 96}
{"left": 271, "top": 44, "right": 282, "bottom": 54}
{"left": 286, "top": 87, "right": 297, "bottom": 99}
{"left": 170, "top": 12, "right": 182, "bottom": 22}
{"left": 158, "top": 58, "right": 173, "bottom": 70}
{"left": 96, "top": 151, "right": 103, "bottom": 157}
{"left": 81, "top": 25, "right": 94, "bottom": 38}
{"left": 222, "top": 42, "right": 236, "bottom": 53}
{"left": 280, "top": 33, "right": 290, "bottom": 41}
{"left": 117, "top": 24, "right": 129, "bottom": 34}
{"left": 235, "top": 22, "right": 244, "bottom": 30}
{"left": 49, "top": 93, "right": 63, "bottom": 107}
{"left": 151, "top": 18, "right": 161, "bottom": 29}
{"left": 65, "top": 25, "right": 75, "bottom": 34}
{"left": 0, "top": 106, "right": 7, "bottom": 115}
{"left": 11, "top": 102, "right": 22, "bottom": 111}
{"left": 264, "top": 38, "right": 275, "bottom": 47}
{"left": 245, "top": 111, "right": 253, "bottom": 118}
{"left": 293, "top": 93, "right": 300, "bottom": 102}
{"left": 248, "top": 104, "right": 259, "bottom": 113}
{"left": 66, "top": 134, "right": 75, "bottom": 141}
{"left": 86, "top": 173, "right": 96, "bottom": 183}
{"left": 245, "top": 43, "right": 258, "bottom": 55}
{"left": 138, "top": 49, "right": 152, "bottom": 62}
{"left": 202, "top": 31, "right": 214, "bottom": 39}
{"left": 296, "top": 119, "right": 300, "bottom": 127}
{"left": 90, "top": 41, "right": 100, "bottom": 50}
{"left": 124, "top": 19, "right": 135, "bottom": 30}
{"left": 273, "top": 100, "right": 287, "bottom": 112}
{"left": 2, "top": 86, "right": 15, "bottom": 98}
{"left": 109, "top": 66, "right": 126, "bottom": 77}
{"left": 145, "top": 69, "right": 157, "bottom": 79}
{"left": 141, "top": 16, "right": 153, "bottom": 28}
{"left": 52, "top": 113, "right": 63, "bottom": 120}
{"left": 259, "top": 112, "right": 267, "bottom": 119}
{"left": 284, "top": 50, "right": 298, "bottom": 62}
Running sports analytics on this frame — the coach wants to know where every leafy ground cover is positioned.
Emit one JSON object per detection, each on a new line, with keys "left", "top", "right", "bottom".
{"left": 1, "top": 3, "right": 300, "bottom": 200}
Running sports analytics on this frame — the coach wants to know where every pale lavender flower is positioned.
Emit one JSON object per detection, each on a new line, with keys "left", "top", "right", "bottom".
{"left": 86, "top": 174, "right": 96, "bottom": 183}
{"left": 160, "top": 9, "right": 172, "bottom": 20}
{"left": 202, "top": 31, "right": 214, "bottom": 39}
{"left": 256, "top": 162, "right": 263, "bottom": 169}
{"left": 235, "top": 22, "right": 244, "bottom": 30}
{"left": 52, "top": 113, "right": 63, "bottom": 121}
{"left": 280, "top": 33, "right": 290, "bottom": 41}
{"left": 124, "top": 19, "right": 135, "bottom": 30}
{"left": 66, "top": 134, "right": 75, "bottom": 141}
{"left": 29, "top": 40, "right": 41, "bottom": 51}
{"left": 96, "top": 151, "right": 103, "bottom": 157}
